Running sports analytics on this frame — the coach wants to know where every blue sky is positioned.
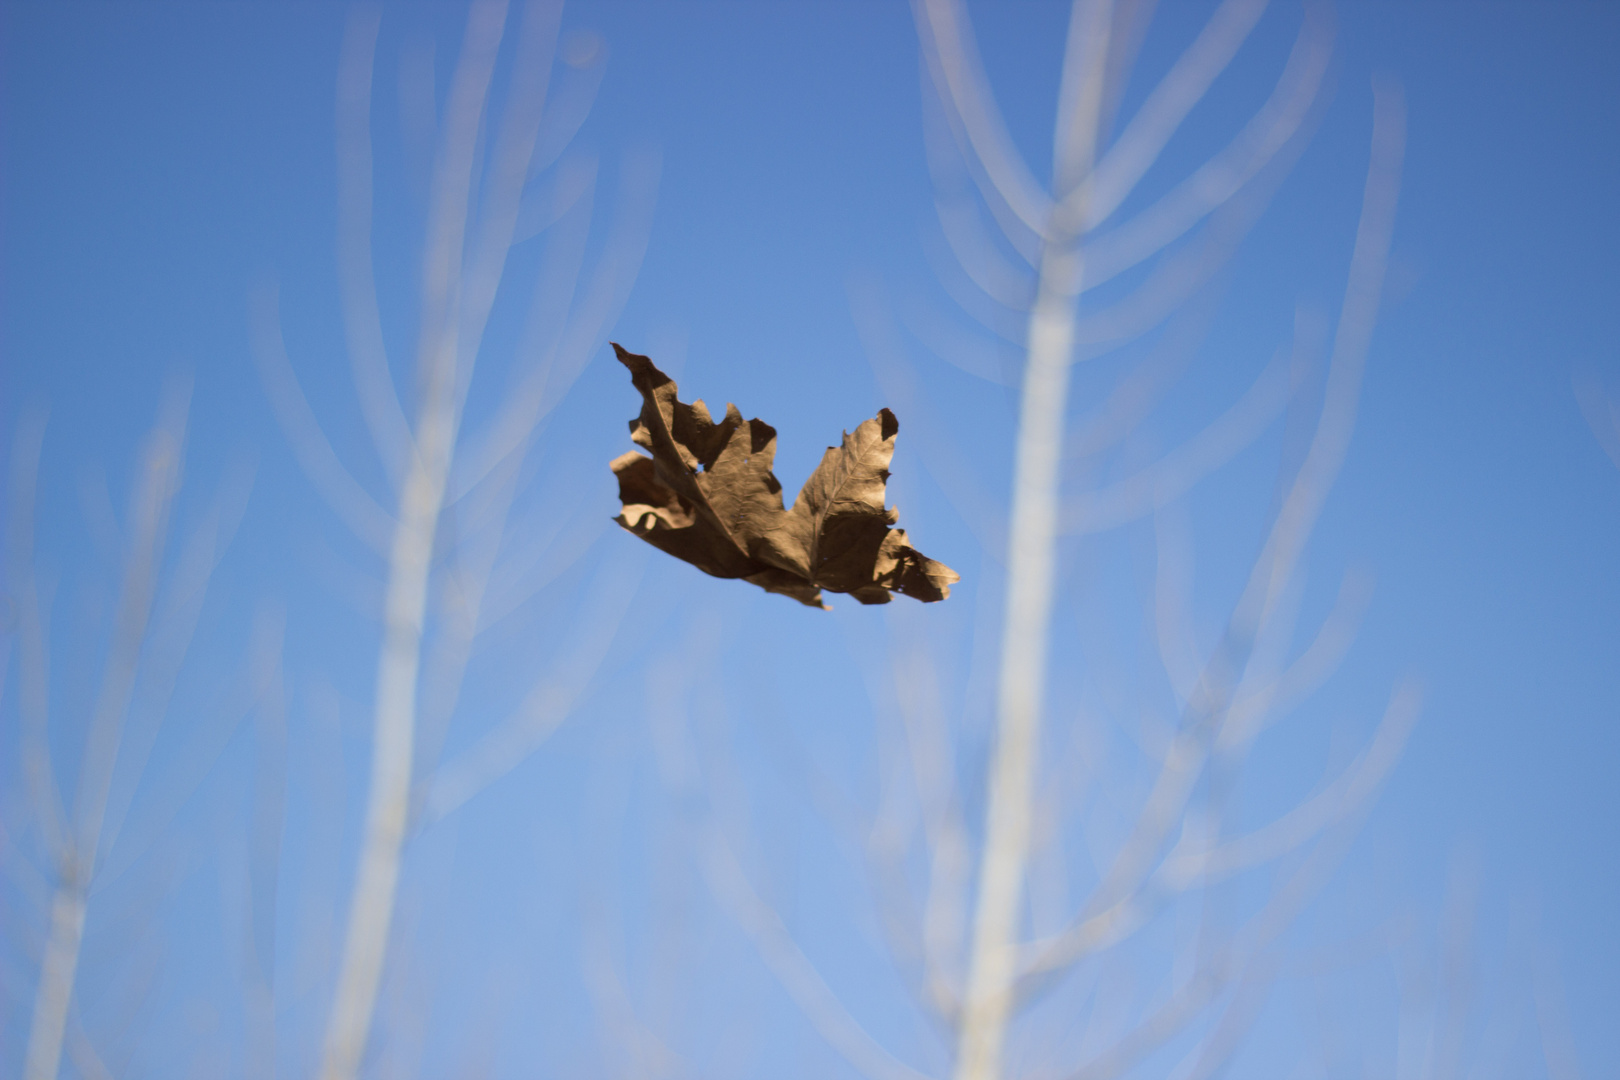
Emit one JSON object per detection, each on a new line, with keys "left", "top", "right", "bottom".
{"left": 3, "top": 1, "right": 1618, "bottom": 1077}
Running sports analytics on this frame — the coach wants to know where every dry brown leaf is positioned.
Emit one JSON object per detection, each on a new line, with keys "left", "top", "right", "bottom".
{"left": 609, "top": 343, "right": 960, "bottom": 608}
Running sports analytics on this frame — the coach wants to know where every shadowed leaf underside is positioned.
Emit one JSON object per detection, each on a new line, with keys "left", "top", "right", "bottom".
{"left": 609, "top": 343, "right": 959, "bottom": 608}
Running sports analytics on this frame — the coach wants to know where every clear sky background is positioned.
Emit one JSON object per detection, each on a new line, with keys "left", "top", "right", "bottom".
{"left": 3, "top": 1, "right": 1617, "bottom": 1077}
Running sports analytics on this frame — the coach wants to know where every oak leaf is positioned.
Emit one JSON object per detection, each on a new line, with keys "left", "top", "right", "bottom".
{"left": 609, "top": 343, "right": 959, "bottom": 609}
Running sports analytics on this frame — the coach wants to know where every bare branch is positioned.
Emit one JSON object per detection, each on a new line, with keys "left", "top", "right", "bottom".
{"left": 1057, "top": 753, "right": 1391, "bottom": 1080}
{"left": 1169, "top": 961, "right": 1275, "bottom": 1080}
{"left": 319, "top": 5, "right": 513, "bottom": 1075}
{"left": 1072, "top": 114, "right": 1312, "bottom": 351}
{"left": 1019, "top": 90, "right": 1404, "bottom": 994}
{"left": 99, "top": 459, "right": 254, "bottom": 870}
{"left": 580, "top": 752, "right": 688, "bottom": 1080}
{"left": 451, "top": 0, "right": 564, "bottom": 414}
{"left": 8, "top": 411, "right": 70, "bottom": 862}
{"left": 1219, "top": 565, "right": 1372, "bottom": 747}
{"left": 934, "top": 194, "right": 1036, "bottom": 311}
{"left": 918, "top": 67, "right": 1041, "bottom": 265}
{"left": 1063, "top": 305, "right": 1213, "bottom": 464}
{"left": 88, "top": 678, "right": 255, "bottom": 895}
{"left": 337, "top": 5, "right": 415, "bottom": 489}
{"left": 892, "top": 644, "right": 972, "bottom": 1021}
{"left": 1238, "top": 75, "right": 1404, "bottom": 630}
{"left": 1065, "top": 340, "right": 1292, "bottom": 534}
{"left": 65, "top": 1009, "right": 116, "bottom": 1080}
{"left": 72, "top": 387, "right": 188, "bottom": 884}
{"left": 251, "top": 284, "right": 396, "bottom": 552}
{"left": 702, "top": 826, "right": 941, "bottom": 1080}
{"left": 416, "top": 551, "right": 644, "bottom": 828}
{"left": 24, "top": 387, "right": 194, "bottom": 1080}
{"left": 450, "top": 148, "right": 661, "bottom": 503}
{"left": 525, "top": 28, "right": 609, "bottom": 182}
{"left": 921, "top": 220, "right": 1033, "bottom": 345}
{"left": 955, "top": 3, "right": 1117, "bottom": 1070}
{"left": 1079, "top": 5, "right": 1333, "bottom": 291}
{"left": 914, "top": 0, "right": 1054, "bottom": 238}
{"left": 643, "top": 625, "right": 942, "bottom": 1080}
{"left": 1078, "top": 0, "right": 1269, "bottom": 229}
{"left": 1151, "top": 506, "right": 1204, "bottom": 705}
{"left": 511, "top": 148, "right": 597, "bottom": 246}
{"left": 1158, "top": 682, "right": 1419, "bottom": 889}
{"left": 898, "top": 289, "right": 1021, "bottom": 387}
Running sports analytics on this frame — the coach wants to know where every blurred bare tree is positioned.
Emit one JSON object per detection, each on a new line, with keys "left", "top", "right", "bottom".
{"left": 1329, "top": 863, "right": 1590, "bottom": 1078}
{"left": 620, "top": 2, "right": 1422, "bottom": 1079}
{"left": 252, "top": 1, "right": 655, "bottom": 1076}
{"left": 10, "top": 393, "right": 250, "bottom": 1080}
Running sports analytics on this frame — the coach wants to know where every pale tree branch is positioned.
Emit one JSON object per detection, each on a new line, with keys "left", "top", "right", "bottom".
{"left": 396, "top": 32, "right": 438, "bottom": 206}
{"left": 641, "top": 619, "right": 945, "bottom": 1080}
{"left": 701, "top": 825, "right": 941, "bottom": 1080}
{"left": 72, "top": 390, "right": 187, "bottom": 874}
{"left": 1170, "top": 961, "right": 1276, "bottom": 1080}
{"left": 414, "top": 550, "right": 644, "bottom": 829}
{"left": 1218, "top": 564, "right": 1372, "bottom": 747}
{"left": 934, "top": 194, "right": 1036, "bottom": 311}
{"left": 511, "top": 147, "right": 597, "bottom": 246}
{"left": 404, "top": 448, "right": 528, "bottom": 822}
{"left": 8, "top": 411, "right": 70, "bottom": 864}
{"left": 890, "top": 643, "right": 972, "bottom": 1022}
{"left": 65, "top": 1007, "right": 116, "bottom": 1080}
{"left": 1078, "top": 0, "right": 1269, "bottom": 228}
{"left": 921, "top": 220, "right": 1032, "bottom": 345}
{"left": 579, "top": 750, "right": 688, "bottom": 1080}
{"left": 865, "top": 766, "right": 943, "bottom": 1019}
{"left": 474, "top": 506, "right": 609, "bottom": 637}
{"left": 98, "top": 458, "right": 254, "bottom": 870}
{"left": 87, "top": 676, "right": 255, "bottom": 895}
{"left": 1058, "top": 750, "right": 1391, "bottom": 1080}
{"left": 450, "top": 0, "right": 564, "bottom": 415}
{"left": 917, "top": 67, "right": 1041, "bottom": 266}
{"left": 1063, "top": 300, "right": 1216, "bottom": 463}
{"left": 955, "top": 4, "right": 1114, "bottom": 1073}
{"left": 319, "top": 2, "right": 512, "bottom": 1074}
{"left": 898, "top": 287, "right": 1022, "bottom": 387}
{"left": 407, "top": 0, "right": 506, "bottom": 419}
{"left": 1079, "top": 4, "right": 1333, "bottom": 291}
{"left": 1003, "top": 79, "right": 1406, "bottom": 997}
{"left": 449, "top": 154, "right": 598, "bottom": 507}
{"left": 1158, "top": 682, "right": 1419, "bottom": 889}
{"left": 1072, "top": 111, "right": 1316, "bottom": 351}
{"left": 1150, "top": 505, "right": 1205, "bottom": 707}
{"left": 22, "top": 388, "right": 198, "bottom": 1080}
{"left": 1065, "top": 339, "right": 1292, "bottom": 535}
{"left": 296, "top": 5, "right": 651, "bottom": 1070}
{"left": 449, "top": 147, "right": 661, "bottom": 503}
{"left": 251, "top": 284, "right": 396, "bottom": 553}
{"left": 691, "top": 695, "right": 943, "bottom": 1080}
{"left": 338, "top": 5, "right": 415, "bottom": 490}
{"left": 525, "top": 29, "right": 608, "bottom": 182}
{"left": 915, "top": 0, "right": 1055, "bottom": 238}
{"left": 1232, "top": 75, "right": 1404, "bottom": 637}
